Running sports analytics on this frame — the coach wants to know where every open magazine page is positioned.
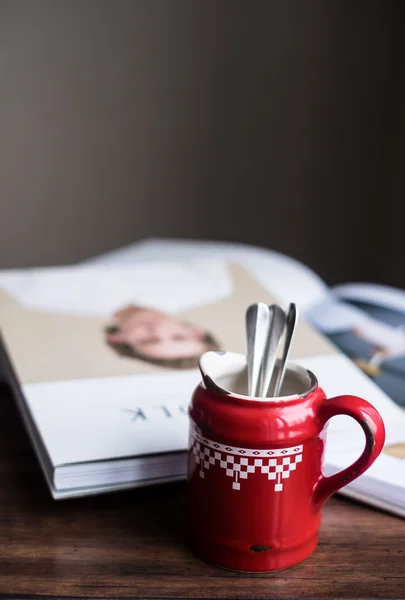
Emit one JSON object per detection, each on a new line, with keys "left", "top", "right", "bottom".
{"left": 306, "top": 282, "right": 405, "bottom": 516}
{"left": 0, "top": 258, "right": 334, "bottom": 474}
{"left": 330, "top": 282, "right": 405, "bottom": 409}
{"left": 89, "top": 239, "right": 405, "bottom": 433}
{"left": 90, "top": 239, "right": 405, "bottom": 515}
{"left": 83, "top": 238, "right": 329, "bottom": 312}
{"left": 2, "top": 238, "right": 404, "bottom": 512}
{"left": 90, "top": 238, "right": 405, "bottom": 419}
{"left": 307, "top": 283, "right": 405, "bottom": 408}
{"left": 306, "top": 282, "right": 405, "bottom": 413}
{"left": 0, "top": 259, "right": 238, "bottom": 461}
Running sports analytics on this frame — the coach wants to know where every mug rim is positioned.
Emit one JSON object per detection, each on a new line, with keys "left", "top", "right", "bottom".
{"left": 199, "top": 351, "right": 318, "bottom": 404}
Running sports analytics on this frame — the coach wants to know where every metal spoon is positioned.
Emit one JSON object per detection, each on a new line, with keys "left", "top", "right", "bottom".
{"left": 245, "top": 302, "right": 271, "bottom": 397}
{"left": 273, "top": 303, "right": 298, "bottom": 397}
{"left": 259, "top": 304, "right": 286, "bottom": 398}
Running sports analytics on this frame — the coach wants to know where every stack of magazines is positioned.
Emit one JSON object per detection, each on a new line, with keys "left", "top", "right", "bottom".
{"left": 0, "top": 238, "right": 404, "bottom": 518}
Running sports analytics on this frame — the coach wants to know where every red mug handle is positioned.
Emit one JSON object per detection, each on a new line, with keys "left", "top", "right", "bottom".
{"left": 312, "top": 394, "right": 385, "bottom": 509}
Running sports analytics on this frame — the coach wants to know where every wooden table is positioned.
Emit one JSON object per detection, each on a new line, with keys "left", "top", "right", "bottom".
{"left": 0, "top": 387, "right": 404, "bottom": 600}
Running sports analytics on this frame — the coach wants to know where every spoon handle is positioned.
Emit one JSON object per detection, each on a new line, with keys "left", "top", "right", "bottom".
{"left": 246, "top": 303, "right": 271, "bottom": 397}
{"left": 273, "top": 303, "right": 298, "bottom": 397}
{"left": 259, "top": 304, "right": 286, "bottom": 398}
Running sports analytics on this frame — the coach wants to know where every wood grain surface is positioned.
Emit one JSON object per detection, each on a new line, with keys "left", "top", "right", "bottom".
{"left": 0, "top": 385, "right": 404, "bottom": 600}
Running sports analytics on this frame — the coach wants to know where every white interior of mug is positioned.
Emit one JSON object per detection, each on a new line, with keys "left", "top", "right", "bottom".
{"left": 200, "top": 351, "right": 316, "bottom": 400}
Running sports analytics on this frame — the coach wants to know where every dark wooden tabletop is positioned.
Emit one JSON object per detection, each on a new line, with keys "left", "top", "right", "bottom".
{"left": 0, "top": 386, "right": 404, "bottom": 600}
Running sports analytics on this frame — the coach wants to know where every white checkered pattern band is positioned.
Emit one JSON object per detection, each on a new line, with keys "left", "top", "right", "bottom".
{"left": 190, "top": 423, "right": 303, "bottom": 492}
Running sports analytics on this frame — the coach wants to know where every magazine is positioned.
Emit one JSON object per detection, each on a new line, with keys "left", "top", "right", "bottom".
{"left": 0, "top": 239, "right": 404, "bottom": 517}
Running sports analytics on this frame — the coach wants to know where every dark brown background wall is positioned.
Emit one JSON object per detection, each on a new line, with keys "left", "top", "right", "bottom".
{"left": 0, "top": 1, "right": 403, "bottom": 286}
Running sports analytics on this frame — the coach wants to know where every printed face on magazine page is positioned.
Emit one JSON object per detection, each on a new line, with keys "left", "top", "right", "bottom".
{"left": 105, "top": 306, "right": 220, "bottom": 369}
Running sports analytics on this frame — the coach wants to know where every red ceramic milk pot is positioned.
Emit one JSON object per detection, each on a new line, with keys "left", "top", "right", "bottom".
{"left": 187, "top": 351, "right": 385, "bottom": 572}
